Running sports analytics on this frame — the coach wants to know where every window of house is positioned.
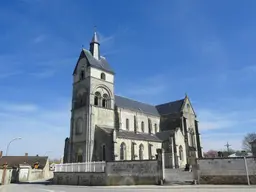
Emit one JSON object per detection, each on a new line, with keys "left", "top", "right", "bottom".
{"left": 179, "top": 146, "right": 183, "bottom": 161}
{"left": 141, "top": 121, "right": 144, "bottom": 132}
{"left": 131, "top": 142, "right": 135, "bottom": 160}
{"left": 134, "top": 116, "right": 137, "bottom": 133}
{"left": 120, "top": 142, "right": 126, "bottom": 160}
{"left": 102, "top": 144, "right": 106, "bottom": 161}
{"left": 148, "top": 118, "right": 152, "bottom": 134}
{"left": 126, "top": 118, "right": 129, "bottom": 130}
{"left": 154, "top": 123, "right": 158, "bottom": 133}
{"left": 102, "top": 94, "right": 108, "bottom": 108}
{"left": 139, "top": 144, "right": 144, "bottom": 160}
{"left": 94, "top": 92, "right": 101, "bottom": 106}
{"left": 77, "top": 154, "right": 83, "bottom": 162}
{"left": 80, "top": 70, "right": 85, "bottom": 80}
{"left": 100, "top": 73, "right": 106, "bottom": 80}
{"left": 148, "top": 144, "right": 152, "bottom": 159}
{"left": 190, "top": 131, "right": 195, "bottom": 147}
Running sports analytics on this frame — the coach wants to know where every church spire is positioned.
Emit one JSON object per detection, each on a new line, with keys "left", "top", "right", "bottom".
{"left": 89, "top": 27, "right": 100, "bottom": 60}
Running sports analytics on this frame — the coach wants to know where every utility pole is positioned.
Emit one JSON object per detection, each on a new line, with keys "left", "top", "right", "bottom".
{"left": 225, "top": 142, "right": 231, "bottom": 152}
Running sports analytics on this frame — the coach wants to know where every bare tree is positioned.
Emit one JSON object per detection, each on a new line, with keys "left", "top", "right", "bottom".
{"left": 242, "top": 132, "right": 256, "bottom": 152}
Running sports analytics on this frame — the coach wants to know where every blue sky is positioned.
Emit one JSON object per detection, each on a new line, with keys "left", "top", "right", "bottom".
{"left": 0, "top": 0, "right": 256, "bottom": 158}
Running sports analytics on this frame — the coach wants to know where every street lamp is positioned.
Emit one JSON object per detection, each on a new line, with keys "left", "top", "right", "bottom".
{"left": 6, "top": 137, "right": 22, "bottom": 156}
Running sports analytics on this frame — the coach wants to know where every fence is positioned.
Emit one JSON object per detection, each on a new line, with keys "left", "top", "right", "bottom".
{"left": 55, "top": 161, "right": 106, "bottom": 173}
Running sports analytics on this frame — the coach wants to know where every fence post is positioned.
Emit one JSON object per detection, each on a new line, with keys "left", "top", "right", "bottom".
{"left": 244, "top": 157, "right": 250, "bottom": 185}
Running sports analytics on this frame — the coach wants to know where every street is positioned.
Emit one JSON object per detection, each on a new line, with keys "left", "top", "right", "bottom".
{"left": 0, "top": 184, "right": 255, "bottom": 192}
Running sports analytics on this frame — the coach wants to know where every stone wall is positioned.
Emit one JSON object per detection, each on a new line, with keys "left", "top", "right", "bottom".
{"left": 53, "top": 172, "right": 106, "bottom": 186}
{"left": 106, "top": 160, "right": 159, "bottom": 185}
{"left": 54, "top": 159, "right": 163, "bottom": 186}
{"left": 0, "top": 169, "right": 12, "bottom": 185}
{"left": 196, "top": 157, "right": 256, "bottom": 184}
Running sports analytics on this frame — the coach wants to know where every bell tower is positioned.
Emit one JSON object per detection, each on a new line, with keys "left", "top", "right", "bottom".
{"left": 68, "top": 30, "right": 115, "bottom": 163}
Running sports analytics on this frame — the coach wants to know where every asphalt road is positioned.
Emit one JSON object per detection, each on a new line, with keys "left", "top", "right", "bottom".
{"left": 0, "top": 184, "right": 255, "bottom": 192}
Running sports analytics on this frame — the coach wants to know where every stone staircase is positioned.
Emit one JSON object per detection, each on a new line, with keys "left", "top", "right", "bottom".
{"left": 164, "top": 168, "right": 195, "bottom": 185}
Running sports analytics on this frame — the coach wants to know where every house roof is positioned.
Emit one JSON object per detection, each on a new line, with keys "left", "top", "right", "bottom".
{"left": 156, "top": 99, "right": 185, "bottom": 115}
{"left": 73, "top": 49, "right": 115, "bottom": 75}
{"left": 116, "top": 129, "right": 162, "bottom": 142}
{"left": 0, "top": 156, "right": 48, "bottom": 169}
{"left": 115, "top": 95, "right": 160, "bottom": 117}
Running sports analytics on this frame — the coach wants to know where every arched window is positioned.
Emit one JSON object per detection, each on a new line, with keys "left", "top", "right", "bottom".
{"left": 100, "top": 73, "right": 106, "bottom": 80}
{"left": 102, "top": 144, "right": 106, "bottom": 161}
{"left": 190, "top": 131, "right": 195, "bottom": 147}
{"left": 148, "top": 118, "right": 152, "bottom": 134}
{"left": 139, "top": 144, "right": 144, "bottom": 160}
{"left": 80, "top": 70, "right": 85, "bottom": 80}
{"left": 141, "top": 121, "right": 144, "bottom": 132}
{"left": 94, "top": 92, "right": 101, "bottom": 106}
{"left": 77, "top": 148, "right": 83, "bottom": 162}
{"left": 154, "top": 123, "right": 158, "bottom": 133}
{"left": 126, "top": 118, "right": 129, "bottom": 130}
{"left": 75, "top": 118, "right": 83, "bottom": 135}
{"left": 179, "top": 145, "right": 183, "bottom": 161}
{"left": 148, "top": 144, "right": 152, "bottom": 159}
{"left": 102, "top": 94, "right": 109, "bottom": 108}
{"left": 120, "top": 142, "right": 126, "bottom": 160}
{"left": 134, "top": 116, "right": 137, "bottom": 133}
{"left": 131, "top": 142, "right": 135, "bottom": 160}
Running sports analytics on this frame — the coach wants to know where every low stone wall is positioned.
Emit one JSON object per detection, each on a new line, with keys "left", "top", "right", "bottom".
{"left": 54, "top": 160, "right": 162, "bottom": 186}
{"left": 196, "top": 157, "right": 256, "bottom": 185}
{"left": 53, "top": 172, "right": 106, "bottom": 186}
{"left": 106, "top": 160, "right": 159, "bottom": 185}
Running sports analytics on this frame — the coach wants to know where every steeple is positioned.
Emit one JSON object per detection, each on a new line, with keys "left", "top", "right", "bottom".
{"left": 89, "top": 29, "right": 100, "bottom": 60}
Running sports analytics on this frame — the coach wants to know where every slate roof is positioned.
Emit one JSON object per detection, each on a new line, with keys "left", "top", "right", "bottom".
{"left": 156, "top": 130, "right": 175, "bottom": 141}
{"left": 0, "top": 156, "right": 48, "bottom": 169}
{"left": 73, "top": 49, "right": 115, "bottom": 75}
{"left": 156, "top": 99, "right": 185, "bottom": 115}
{"left": 115, "top": 95, "right": 160, "bottom": 117}
{"left": 116, "top": 130, "right": 162, "bottom": 142}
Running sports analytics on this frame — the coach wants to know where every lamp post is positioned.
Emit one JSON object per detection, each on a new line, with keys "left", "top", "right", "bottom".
{"left": 6, "top": 137, "right": 22, "bottom": 156}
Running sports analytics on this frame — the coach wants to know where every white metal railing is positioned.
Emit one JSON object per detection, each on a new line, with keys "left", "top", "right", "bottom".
{"left": 54, "top": 161, "right": 106, "bottom": 172}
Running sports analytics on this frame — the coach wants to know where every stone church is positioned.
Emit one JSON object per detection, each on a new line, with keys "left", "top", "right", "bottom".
{"left": 63, "top": 32, "right": 202, "bottom": 168}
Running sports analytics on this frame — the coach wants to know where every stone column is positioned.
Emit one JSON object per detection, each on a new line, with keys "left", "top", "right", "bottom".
{"left": 156, "top": 148, "right": 165, "bottom": 185}
{"left": 194, "top": 120, "right": 202, "bottom": 158}
{"left": 171, "top": 137, "right": 175, "bottom": 169}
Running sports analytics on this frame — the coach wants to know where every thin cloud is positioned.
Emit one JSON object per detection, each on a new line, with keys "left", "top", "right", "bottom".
{"left": 0, "top": 103, "right": 38, "bottom": 113}
{"left": 0, "top": 99, "right": 70, "bottom": 158}
{"left": 33, "top": 34, "right": 46, "bottom": 44}
{"left": 29, "top": 70, "right": 55, "bottom": 78}
{"left": 0, "top": 71, "right": 23, "bottom": 79}
{"left": 124, "top": 75, "right": 167, "bottom": 97}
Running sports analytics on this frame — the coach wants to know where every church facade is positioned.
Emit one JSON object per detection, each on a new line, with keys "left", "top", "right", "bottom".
{"left": 63, "top": 32, "right": 203, "bottom": 168}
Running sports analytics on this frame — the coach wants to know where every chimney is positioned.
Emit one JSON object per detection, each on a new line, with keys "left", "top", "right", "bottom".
{"left": 0, "top": 151, "right": 3, "bottom": 158}
{"left": 25, "top": 153, "right": 28, "bottom": 156}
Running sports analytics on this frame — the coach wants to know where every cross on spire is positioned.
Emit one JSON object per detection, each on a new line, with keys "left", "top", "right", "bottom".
{"left": 224, "top": 142, "right": 231, "bottom": 152}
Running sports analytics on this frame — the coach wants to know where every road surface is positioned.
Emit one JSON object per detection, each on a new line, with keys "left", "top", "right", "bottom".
{"left": 0, "top": 184, "right": 255, "bottom": 192}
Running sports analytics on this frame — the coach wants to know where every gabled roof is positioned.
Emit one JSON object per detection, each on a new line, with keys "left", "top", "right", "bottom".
{"left": 115, "top": 95, "right": 160, "bottom": 117}
{"left": 156, "top": 99, "right": 185, "bottom": 115}
{"left": 0, "top": 156, "right": 48, "bottom": 169}
{"left": 117, "top": 129, "right": 162, "bottom": 142}
{"left": 73, "top": 49, "right": 115, "bottom": 75}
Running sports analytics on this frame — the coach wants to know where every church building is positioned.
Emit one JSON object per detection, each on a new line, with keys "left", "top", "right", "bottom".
{"left": 63, "top": 32, "right": 203, "bottom": 168}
